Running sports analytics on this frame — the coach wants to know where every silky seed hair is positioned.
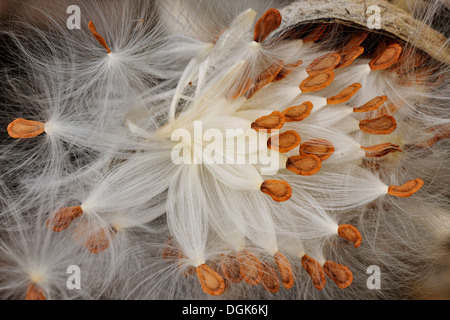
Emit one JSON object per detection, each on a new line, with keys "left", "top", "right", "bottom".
{"left": 0, "top": 0, "right": 449, "bottom": 300}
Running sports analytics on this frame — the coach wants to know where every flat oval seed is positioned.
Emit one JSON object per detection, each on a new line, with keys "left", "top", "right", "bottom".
{"left": 300, "top": 71, "right": 335, "bottom": 93}
{"left": 336, "top": 46, "right": 364, "bottom": 69}
{"left": 388, "top": 178, "right": 424, "bottom": 198}
{"left": 251, "top": 111, "right": 285, "bottom": 132}
{"left": 301, "top": 255, "right": 326, "bottom": 290}
{"left": 227, "top": 77, "right": 253, "bottom": 100}
{"left": 46, "top": 206, "right": 83, "bottom": 232}
{"left": 299, "top": 139, "right": 335, "bottom": 161}
{"left": 253, "top": 8, "right": 282, "bottom": 43}
{"left": 282, "top": 101, "right": 313, "bottom": 122}
{"left": 353, "top": 96, "right": 388, "bottom": 113}
{"left": 302, "top": 24, "right": 328, "bottom": 42}
{"left": 260, "top": 180, "right": 292, "bottom": 202}
{"left": 273, "top": 60, "right": 303, "bottom": 82}
{"left": 267, "top": 130, "right": 301, "bottom": 153}
{"left": 221, "top": 253, "right": 242, "bottom": 283}
{"left": 307, "top": 53, "right": 341, "bottom": 75}
{"left": 260, "top": 262, "right": 280, "bottom": 294}
{"left": 362, "top": 143, "right": 402, "bottom": 158}
{"left": 197, "top": 264, "right": 226, "bottom": 296}
{"left": 245, "top": 62, "right": 284, "bottom": 99}
{"left": 369, "top": 43, "right": 402, "bottom": 71}
{"left": 359, "top": 115, "right": 397, "bottom": 135}
{"left": 323, "top": 261, "right": 353, "bottom": 289}
{"left": 274, "top": 251, "right": 294, "bottom": 289}
{"left": 327, "top": 83, "right": 362, "bottom": 105}
{"left": 286, "top": 154, "right": 322, "bottom": 175}
{"left": 338, "top": 224, "right": 362, "bottom": 248}
{"left": 25, "top": 283, "right": 45, "bottom": 300}
{"left": 342, "top": 31, "right": 368, "bottom": 53}
{"left": 88, "top": 21, "right": 111, "bottom": 54}
{"left": 7, "top": 118, "right": 45, "bottom": 139}
{"left": 237, "top": 250, "right": 263, "bottom": 285}
{"left": 77, "top": 225, "right": 117, "bottom": 254}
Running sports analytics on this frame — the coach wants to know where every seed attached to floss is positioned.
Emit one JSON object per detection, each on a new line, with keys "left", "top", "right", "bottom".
{"left": 286, "top": 154, "right": 322, "bottom": 176}
{"left": 361, "top": 143, "right": 402, "bottom": 158}
{"left": 341, "top": 31, "right": 368, "bottom": 53}
{"left": 281, "top": 101, "right": 313, "bottom": 122}
{"left": 273, "top": 60, "right": 303, "bottom": 82}
{"left": 359, "top": 115, "right": 397, "bottom": 135}
{"left": 302, "top": 24, "right": 328, "bottom": 42}
{"left": 299, "top": 139, "right": 335, "bottom": 161}
{"left": 353, "top": 96, "right": 388, "bottom": 113}
{"left": 336, "top": 46, "right": 364, "bottom": 69}
{"left": 220, "top": 253, "right": 242, "bottom": 283}
{"left": 253, "top": 8, "right": 282, "bottom": 43}
{"left": 227, "top": 77, "right": 253, "bottom": 100}
{"left": 300, "top": 71, "right": 335, "bottom": 93}
{"left": 267, "top": 130, "right": 301, "bottom": 153}
{"left": 301, "top": 255, "right": 326, "bottom": 290}
{"left": 306, "top": 52, "right": 341, "bottom": 75}
{"left": 46, "top": 206, "right": 83, "bottom": 232}
{"left": 162, "top": 237, "right": 179, "bottom": 260}
{"left": 7, "top": 118, "right": 45, "bottom": 139}
{"left": 88, "top": 21, "right": 111, "bottom": 54}
{"left": 245, "top": 62, "right": 284, "bottom": 99}
{"left": 326, "top": 83, "right": 362, "bottom": 105}
{"left": 25, "top": 283, "right": 45, "bottom": 300}
{"left": 251, "top": 111, "right": 285, "bottom": 132}
{"left": 196, "top": 264, "right": 226, "bottom": 296}
{"left": 260, "top": 262, "right": 280, "bottom": 294}
{"left": 260, "top": 180, "right": 292, "bottom": 202}
{"left": 388, "top": 178, "right": 424, "bottom": 198}
{"left": 338, "top": 224, "right": 362, "bottom": 248}
{"left": 323, "top": 261, "right": 353, "bottom": 289}
{"left": 369, "top": 43, "right": 402, "bottom": 71}
{"left": 74, "top": 224, "right": 118, "bottom": 254}
{"left": 274, "top": 251, "right": 294, "bottom": 289}
{"left": 237, "top": 250, "right": 263, "bottom": 285}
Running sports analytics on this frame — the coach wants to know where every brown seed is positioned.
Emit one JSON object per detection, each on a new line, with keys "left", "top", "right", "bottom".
{"left": 260, "top": 262, "right": 280, "bottom": 294}
{"left": 251, "top": 111, "right": 285, "bottom": 132}
{"left": 286, "top": 154, "right": 322, "bottom": 176}
{"left": 307, "top": 53, "right": 341, "bottom": 75}
{"left": 413, "top": 124, "right": 450, "bottom": 148}
{"left": 282, "top": 101, "right": 313, "bottom": 122}
{"left": 197, "top": 264, "right": 226, "bottom": 296}
{"left": 89, "top": 21, "right": 111, "bottom": 54}
{"left": 323, "top": 261, "right": 353, "bottom": 289}
{"left": 7, "top": 118, "right": 45, "bottom": 139}
{"left": 260, "top": 180, "right": 292, "bottom": 202}
{"left": 353, "top": 96, "right": 388, "bottom": 113}
{"left": 341, "top": 31, "right": 368, "bottom": 53}
{"left": 46, "top": 206, "right": 83, "bottom": 232}
{"left": 302, "top": 24, "right": 328, "bottom": 43}
{"left": 237, "top": 250, "right": 263, "bottom": 285}
{"left": 267, "top": 130, "right": 301, "bottom": 153}
{"left": 74, "top": 224, "right": 118, "bottom": 254}
{"left": 338, "top": 224, "right": 362, "bottom": 248}
{"left": 25, "top": 283, "right": 45, "bottom": 300}
{"left": 227, "top": 77, "right": 253, "bottom": 100}
{"left": 220, "top": 253, "right": 242, "bottom": 283}
{"left": 253, "top": 8, "right": 282, "bottom": 43}
{"left": 359, "top": 115, "right": 397, "bottom": 135}
{"left": 336, "top": 46, "right": 364, "bottom": 69}
{"left": 274, "top": 251, "right": 294, "bottom": 289}
{"left": 299, "top": 139, "right": 335, "bottom": 161}
{"left": 301, "top": 255, "right": 326, "bottom": 290}
{"left": 369, "top": 43, "right": 402, "bottom": 71}
{"left": 388, "top": 178, "right": 424, "bottom": 198}
{"left": 300, "top": 71, "right": 335, "bottom": 93}
{"left": 327, "top": 83, "right": 362, "bottom": 105}
{"left": 245, "top": 62, "right": 284, "bottom": 99}
{"left": 273, "top": 60, "right": 303, "bottom": 82}
{"left": 361, "top": 143, "right": 402, "bottom": 158}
